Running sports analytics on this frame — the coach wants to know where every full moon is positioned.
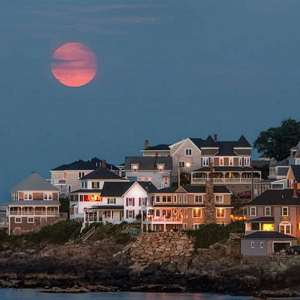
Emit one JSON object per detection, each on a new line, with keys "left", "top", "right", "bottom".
{"left": 51, "top": 42, "right": 97, "bottom": 87}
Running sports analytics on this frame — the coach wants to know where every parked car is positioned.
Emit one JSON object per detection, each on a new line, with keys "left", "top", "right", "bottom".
{"left": 287, "top": 245, "right": 300, "bottom": 255}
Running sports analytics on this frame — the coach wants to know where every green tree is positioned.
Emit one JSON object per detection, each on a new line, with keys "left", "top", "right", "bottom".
{"left": 254, "top": 119, "right": 300, "bottom": 161}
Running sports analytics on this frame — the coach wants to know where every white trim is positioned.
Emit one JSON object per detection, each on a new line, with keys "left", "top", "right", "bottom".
{"left": 272, "top": 241, "right": 292, "bottom": 253}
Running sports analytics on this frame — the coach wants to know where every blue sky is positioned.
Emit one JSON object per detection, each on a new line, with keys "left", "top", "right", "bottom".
{"left": 1, "top": 0, "right": 300, "bottom": 199}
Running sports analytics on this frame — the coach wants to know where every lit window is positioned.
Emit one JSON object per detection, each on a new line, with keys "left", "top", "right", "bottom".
{"left": 216, "top": 208, "right": 225, "bottom": 218}
{"left": 157, "top": 163, "right": 165, "bottom": 171}
{"left": 185, "top": 149, "right": 192, "bottom": 156}
{"left": 250, "top": 207, "right": 256, "bottom": 217}
{"left": 131, "top": 164, "right": 139, "bottom": 171}
{"left": 264, "top": 206, "right": 272, "bottom": 216}
{"left": 219, "top": 158, "right": 224, "bottom": 166}
{"left": 262, "top": 223, "right": 274, "bottom": 231}
{"left": 195, "top": 195, "right": 203, "bottom": 204}
{"left": 192, "top": 208, "right": 202, "bottom": 218}
{"left": 215, "top": 195, "right": 224, "bottom": 204}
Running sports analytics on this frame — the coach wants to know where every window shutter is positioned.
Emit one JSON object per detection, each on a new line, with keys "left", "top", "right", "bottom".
{"left": 126, "top": 210, "right": 128, "bottom": 218}
{"left": 126, "top": 198, "right": 128, "bottom": 206}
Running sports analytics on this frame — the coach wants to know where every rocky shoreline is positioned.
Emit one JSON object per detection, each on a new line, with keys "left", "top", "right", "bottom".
{"left": 0, "top": 232, "right": 300, "bottom": 298}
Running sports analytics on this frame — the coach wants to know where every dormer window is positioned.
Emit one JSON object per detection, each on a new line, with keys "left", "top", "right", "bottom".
{"left": 157, "top": 163, "right": 165, "bottom": 171}
{"left": 131, "top": 164, "right": 139, "bottom": 171}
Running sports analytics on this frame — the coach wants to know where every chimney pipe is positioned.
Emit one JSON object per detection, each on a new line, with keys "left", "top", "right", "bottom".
{"left": 293, "top": 182, "right": 298, "bottom": 198}
{"left": 144, "top": 139, "right": 150, "bottom": 150}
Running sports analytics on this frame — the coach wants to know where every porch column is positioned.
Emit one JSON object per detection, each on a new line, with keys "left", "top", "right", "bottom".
{"left": 239, "top": 172, "right": 242, "bottom": 182}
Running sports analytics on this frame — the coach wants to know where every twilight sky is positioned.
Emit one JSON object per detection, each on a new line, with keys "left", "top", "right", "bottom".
{"left": 1, "top": 0, "right": 300, "bottom": 199}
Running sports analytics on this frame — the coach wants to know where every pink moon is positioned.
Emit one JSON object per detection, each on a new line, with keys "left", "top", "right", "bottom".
{"left": 51, "top": 42, "right": 97, "bottom": 88}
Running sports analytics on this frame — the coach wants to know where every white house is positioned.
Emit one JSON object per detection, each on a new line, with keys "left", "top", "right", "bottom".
{"left": 70, "top": 168, "right": 127, "bottom": 219}
{"left": 83, "top": 181, "right": 157, "bottom": 228}
{"left": 125, "top": 156, "right": 172, "bottom": 189}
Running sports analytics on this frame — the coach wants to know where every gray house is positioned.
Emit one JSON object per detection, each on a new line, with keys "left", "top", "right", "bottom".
{"left": 125, "top": 156, "right": 172, "bottom": 189}
{"left": 241, "top": 231, "right": 296, "bottom": 256}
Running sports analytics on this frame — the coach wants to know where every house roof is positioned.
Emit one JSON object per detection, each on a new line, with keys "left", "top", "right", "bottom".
{"left": 81, "top": 168, "right": 125, "bottom": 180}
{"left": 11, "top": 173, "right": 58, "bottom": 192}
{"left": 52, "top": 157, "right": 119, "bottom": 171}
{"left": 144, "top": 144, "right": 170, "bottom": 151}
{"left": 71, "top": 189, "right": 102, "bottom": 194}
{"left": 125, "top": 156, "right": 172, "bottom": 171}
{"left": 291, "top": 165, "right": 300, "bottom": 182}
{"left": 190, "top": 136, "right": 251, "bottom": 156}
{"left": 101, "top": 181, "right": 157, "bottom": 197}
{"left": 248, "top": 189, "right": 300, "bottom": 206}
{"left": 155, "top": 184, "right": 230, "bottom": 194}
{"left": 244, "top": 231, "right": 296, "bottom": 240}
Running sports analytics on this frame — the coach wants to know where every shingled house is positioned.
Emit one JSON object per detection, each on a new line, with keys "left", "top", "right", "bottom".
{"left": 242, "top": 188, "right": 300, "bottom": 255}
{"left": 144, "top": 184, "right": 232, "bottom": 232}
{"left": 7, "top": 173, "right": 61, "bottom": 235}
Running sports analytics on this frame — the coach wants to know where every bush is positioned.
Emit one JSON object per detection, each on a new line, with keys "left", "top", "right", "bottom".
{"left": 187, "top": 222, "right": 244, "bottom": 249}
{"left": 25, "top": 220, "right": 81, "bottom": 245}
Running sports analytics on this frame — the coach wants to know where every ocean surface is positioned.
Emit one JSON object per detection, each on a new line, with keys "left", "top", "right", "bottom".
{"left": 0, "top": 290, "right": 252, "bottom": 300}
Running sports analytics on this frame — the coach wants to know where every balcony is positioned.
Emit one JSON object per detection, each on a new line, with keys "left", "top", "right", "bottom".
{"left": 145, "top": 215, "right": 183, "bottom": 224}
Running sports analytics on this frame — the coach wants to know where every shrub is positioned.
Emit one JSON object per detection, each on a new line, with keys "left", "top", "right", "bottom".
{"left": 25, "top": 220, "right": 81, "bottom": 244}
{"left": 187, "top": 222, "right": 244, "bottom": 249}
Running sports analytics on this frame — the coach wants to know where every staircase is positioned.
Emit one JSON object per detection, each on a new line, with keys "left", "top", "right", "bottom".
{"left": 79, "top": 226, "right": 96, "bottom": 242}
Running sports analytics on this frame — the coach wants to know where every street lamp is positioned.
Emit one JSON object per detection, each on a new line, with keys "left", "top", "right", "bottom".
{"left": 178, "top": 162, "right": 191, "bottom": 187}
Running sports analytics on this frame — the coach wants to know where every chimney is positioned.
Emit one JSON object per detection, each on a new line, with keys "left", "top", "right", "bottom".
{"left": 213, "top": 134, "right": 218, "bottom": 142}
{"left": 101, "top": 160, "right": 107, "bottom": 169}
{"left": 293, "top": 182, "right": 298, "bottom": 198}
{"left": 144, "top": 139, "right": 150, "bottom": 150}
{"left": 204, "top": 162, "right": 216, "bottom": 224}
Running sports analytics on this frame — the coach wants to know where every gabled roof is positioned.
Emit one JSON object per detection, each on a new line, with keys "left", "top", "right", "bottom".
{"left": 144, "top": 144, "right": 170, "bottom": 151}
{"left": 155, "top": 184, "right": 230, "bottom": 194}
{"left": 125, "top": 156, "right": 172, "bottom": 171}
{"left": 81, "top": 168, "right": 124, "bottom": 180}
{"left": 244, "top": 231, "right": 296, "bottom": 240}
{"left": 11, "top": 173, "right": 58, "bottom": 192}
{"left": 291, "top": 165, "right": 300, "bottom": 182}
{"left": 248, "top": 189, "right": 300, "bottom": 206}
{"left": 101, "top": 181, "right": 157, "bottom": 197}
{"left": 52, "top": 157, "right": 119, "bottom": 171}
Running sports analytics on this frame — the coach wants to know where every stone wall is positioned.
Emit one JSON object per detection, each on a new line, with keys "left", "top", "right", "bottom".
{"left": 128, "top": 232, "right": 194, "bottom": 269}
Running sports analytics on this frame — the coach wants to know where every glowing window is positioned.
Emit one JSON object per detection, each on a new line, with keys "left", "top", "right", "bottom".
{"left": 262, "top": 223, "right": 274, "bottom": 231}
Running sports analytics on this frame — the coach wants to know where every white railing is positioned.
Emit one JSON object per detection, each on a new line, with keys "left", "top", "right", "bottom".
{"left": 145, "top": 216, "right": 183, "bottom": 224}
{"left": 191, "top": 178, "right": 260, "bottom": 184}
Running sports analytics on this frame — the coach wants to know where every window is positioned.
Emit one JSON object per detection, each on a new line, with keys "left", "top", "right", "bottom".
{"left": 157, "top": 163, "right": 165, "bottom": 171}
{"left": 262, "top": 223, "right": 275, "bottom": 231}
{"left": 108, "top": 198, "right": 116, "bottom": 204}
{"left": 279, "top": 223, "right": 292, "bottom": 235}
{"left": 44, "top": 193, "right": 52, "bottom": 201}
{"left": 79, "top": 172, "right": 85, "bottom": 179}
{"left": 281, "top": 207, "right": 289, "bottom": 216}
{"left": 216, "top": 208, "right": 225, "bottom": 218}
{"left": 15, "top": 217, "right": 22, "bottom": 223}
{"left": 251, "top": 241, "right": 255, "bottom": 248}
{"left": 162, "top": 196, "right": 167, "bottom": 202}
{"left": 24, "top": 193, "right": 32, "bottom": 200}
{"left": 219, "top": 158, "right": 224, "bottom": 166}
{"left": 131, "top": 164, "right": 139, "bottom": 171}
{"left": 179, "top": 161, "right": 185, "bottom": 167}
{"left": 155, "top": 210, "right": 160, "bottom": 217}
{"left": 265, "top": 206, "right": 272, "bottom": 217}
{"left": 195, "top": 195, "right": 203, "bottom": 204}
{"left": 229, "top": 158, "right": 233, "bottom": 166}
{"left": 27, "top": 217, "right": 34, "bottom": 224}
{"left": 239, "top": 157, "right": 243, "bottom": 166}
{"left": 92, "top": 182, "right": 100, "bottom": 189}
{"left": 126, "top": 210, "right": 135, "bottom": 219}
{"left": 202, "top": 157, "right": 210, "bottom": 167}
{"left": 155, "top": 196, "right": 160, "bottom": 203}
{"left": 260, "top": 241, "right": 264, "bottom": 248}
{"left": 193, "top": 224, "right": 201, "bottom": 230}
{"left": 251, "top": 222, "right": 259, "bottom": 231}
{"left": 244, "top": 157, "right": 250, "bottom": 166}
{"left": 215, "top": 195, "right": 224, "bottom": 204}
{"left": 192, "top": 208, "right": 202, "bottom": 218}
{"left": 185, "top": 149, "right": 192, "bottom": 156}
{"left": 126, "top": 198, "right": 135, "bottom": 206}
{"left": 167, "top": 196, "right": 172, "bottom": 203}
{"left": 250, "top": 207, "right": 256, "bottom": 217}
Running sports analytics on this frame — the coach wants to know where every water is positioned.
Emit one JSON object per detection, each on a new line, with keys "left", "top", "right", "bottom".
{"left": 0, "top": 290, "right": 252, "bottom": 300}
